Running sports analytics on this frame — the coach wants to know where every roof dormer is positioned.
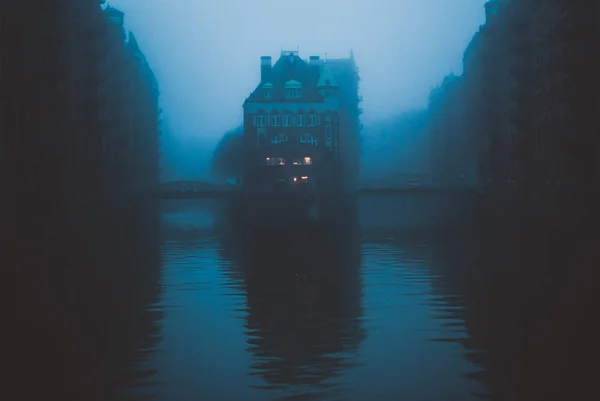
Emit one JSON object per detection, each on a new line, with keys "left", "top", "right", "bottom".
{"left": 284, "top": 80, "right": 302, "bottom": 89}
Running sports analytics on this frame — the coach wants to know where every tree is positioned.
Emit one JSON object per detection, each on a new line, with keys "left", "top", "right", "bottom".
{"left": 210, "top": 125, "right": 244, "bottom": 181}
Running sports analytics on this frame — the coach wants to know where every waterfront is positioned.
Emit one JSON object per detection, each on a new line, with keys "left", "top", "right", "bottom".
{"left": 113, "top": 197, "right": 566, "bottom": 401}
{"left": 8, "top": 195, "right": 599, "bottom": 401}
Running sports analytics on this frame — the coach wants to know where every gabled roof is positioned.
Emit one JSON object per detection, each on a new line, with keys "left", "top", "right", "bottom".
{"left": 244, "top": 52, "right": 359, "bottom": 106}
{"left": 245, "top": 54, "right": 324, "bottom": 104}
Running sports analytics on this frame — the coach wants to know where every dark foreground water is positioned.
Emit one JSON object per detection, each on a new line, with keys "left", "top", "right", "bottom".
{"left": 117, "top": 197, "right": 515, "bottom": 401}
{"left": 8, "top": 195, "right": 599, "bottom": 401}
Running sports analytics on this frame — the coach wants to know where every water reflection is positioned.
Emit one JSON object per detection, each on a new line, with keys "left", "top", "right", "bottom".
{"left": 122, "top": 196, "right": 600, "bottom": 401}
{"left": 347, "top": 233, "right": 486, "bottom": 401}
{"left": 14, "top": 194, "right": 598, "bottom": 401}
{"left": 229, "top": 224, "right": 366, "bottom": 399}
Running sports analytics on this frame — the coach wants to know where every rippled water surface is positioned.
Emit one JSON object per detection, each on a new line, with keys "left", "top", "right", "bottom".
{"left": 119, "top": 198, "right": 500, "bottom": 401}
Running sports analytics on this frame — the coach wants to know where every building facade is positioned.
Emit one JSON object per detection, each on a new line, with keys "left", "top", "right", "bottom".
{"left": 0, "top": 1, "right": 160, "bottom": 238}
{"left": 242, "top": 50, "right": 361, "bottom": 199}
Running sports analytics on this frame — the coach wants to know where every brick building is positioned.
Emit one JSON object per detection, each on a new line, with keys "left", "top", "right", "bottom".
{"left": 242, "top": 50, "right": 361, "bottom": 198}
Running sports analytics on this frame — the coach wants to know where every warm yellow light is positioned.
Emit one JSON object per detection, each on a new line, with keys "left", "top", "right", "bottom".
{"left": 303, "top": 157, "right": 312, "bottom": 165}
{"left": 293, "top": 177, "right": 297, "bottom": 182}
{"left": 301, "top": 176, "right": 308, "bottom": 180}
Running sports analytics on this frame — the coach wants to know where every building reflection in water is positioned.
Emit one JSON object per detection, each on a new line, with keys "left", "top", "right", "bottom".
{"left": 223, "top": 222, "right": 366, "bottom": 398}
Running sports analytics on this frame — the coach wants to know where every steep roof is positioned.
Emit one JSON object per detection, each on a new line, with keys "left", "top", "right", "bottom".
{"left": 245, "top": 53, "right": 324, "bottom": 103}
{"left": 322, "top": 58, "right": 359, "bottom": 106}
{"left": 244, "top": 52, "right": 359, "bottom": 106}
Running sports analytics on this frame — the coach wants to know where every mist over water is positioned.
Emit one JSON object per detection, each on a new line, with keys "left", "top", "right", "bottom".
{"left": 7, "top": 2, "right": 600, "bottom": 401}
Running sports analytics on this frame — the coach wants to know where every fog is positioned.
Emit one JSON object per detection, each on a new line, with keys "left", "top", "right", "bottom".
{"left": 111, "top": 0, "right": 488, "bottom": 180}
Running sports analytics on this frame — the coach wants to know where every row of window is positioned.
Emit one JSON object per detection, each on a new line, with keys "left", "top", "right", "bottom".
{"left": 263, "top": 89, "right": 302, "bottom": 99}
{"left": 254, "top": 114, "right": 320, "bottom": 127}
{"left": 265, "top": 157, "right": 312, "bottom": 166}
{"left": 265, "top": 133, "right": 318, "bottom": 146}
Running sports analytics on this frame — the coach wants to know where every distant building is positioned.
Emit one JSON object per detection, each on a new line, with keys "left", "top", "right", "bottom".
{"left": 242, "top": 50, "right": 361, "bottom": 198}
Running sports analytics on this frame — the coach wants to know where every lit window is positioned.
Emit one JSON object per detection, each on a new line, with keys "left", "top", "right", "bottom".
{"left": 265, "top": 157, "right": 275, "bottom": 165}
{"left": 275, "top": 157, "right": 285, "bottom": 165}
{"left": 297, "top": 114, "right": 306, "bottom": 126}
{"left": 308, "top": 114, "right": 318, "bottom": 126}
{"left": 292, "top": 176, "right": 308, "bottom": 183}
{"left": 271, "top": 115, "right": 280, "bottom": 126}
{"left": 303, "top": 157, "right": 312, "bottom": 165}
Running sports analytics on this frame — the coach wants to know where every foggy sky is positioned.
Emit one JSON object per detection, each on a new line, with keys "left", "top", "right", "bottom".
{"left": 111, "top": 0, "right": 487, "bottom": 140}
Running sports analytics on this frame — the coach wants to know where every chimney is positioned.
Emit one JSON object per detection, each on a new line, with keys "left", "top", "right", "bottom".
{"left": 260, "top": 56, "right": 272, "bottom": 82}
{"left": 484, "top": 0, "right": 499, "bottom": 24}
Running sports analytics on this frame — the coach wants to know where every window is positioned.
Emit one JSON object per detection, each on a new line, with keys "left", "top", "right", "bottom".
{"left": 271, "top": 115, "right": 280, "bottom": 126}
{"left": 256, "top": 115, "right": 265, "bottom": 127}
{"left": 297, "top": 114, "right": 306, "bottom": 126}
{"left": 292, "top": 176, "right": 308, "bottom": 184}
{"left": 299, "top": 134, "right": 317, "bottom": 146}
{"left": 283, "top": 115, "right": 292, "bottom": 126}
{"left": 325, "top": 121, "right": 332, "bottom": 140}
{"left": 293, "top": 157, "right": 312, "bottom": 165}
{"left": 265, "top": 90, "right": 272, "bottom": 99}
{"left": 286, "top": 90, "right": 301, "bottom": 98}
{"left": 309, "top": 114, "right": 318, "bottom": 126}
{"left": 265, "top": 157, "right": 285, "bottom": 166}
{"left": 272, "top": 134, "right": 288, "bottom": 144}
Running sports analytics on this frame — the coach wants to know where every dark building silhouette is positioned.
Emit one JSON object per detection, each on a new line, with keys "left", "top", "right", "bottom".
{"left": 219, "top": 224, "right": 365, "bottom": 394}
{"left": 2, "top": 2, "right": 162, "bottom": 400}
{"left": 425, "top": 0, "right": 599, "bottom": 222}
{"left": 1, "top": 1, "right": 160, "bottom": 241}
{"left": 242, "top": 50, "right": 362, "bottom": 198}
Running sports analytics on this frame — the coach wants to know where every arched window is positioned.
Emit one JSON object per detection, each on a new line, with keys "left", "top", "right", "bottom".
{"left": 271, "top": 112, "right": 280, "bottom": 126}
{"left": 254, "top": 115, "right": 265, "bottom": 127}
{"left": 297, "top": 113, "right": 306, "bottom": 126}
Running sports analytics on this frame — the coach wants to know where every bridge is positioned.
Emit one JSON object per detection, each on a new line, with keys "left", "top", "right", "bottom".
{"left": 147, "top": 174, "right": 478, "bottom": 199}
{"left": 148, "top": 181, "right": 238, "bottom": 199}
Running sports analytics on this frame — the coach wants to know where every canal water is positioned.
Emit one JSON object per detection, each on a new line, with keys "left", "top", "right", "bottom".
{"left": 113, "top": 197, "right": 507, "bottom": 401}
{"left": 22, "top": 196, "right": 595, "bottom": 401}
